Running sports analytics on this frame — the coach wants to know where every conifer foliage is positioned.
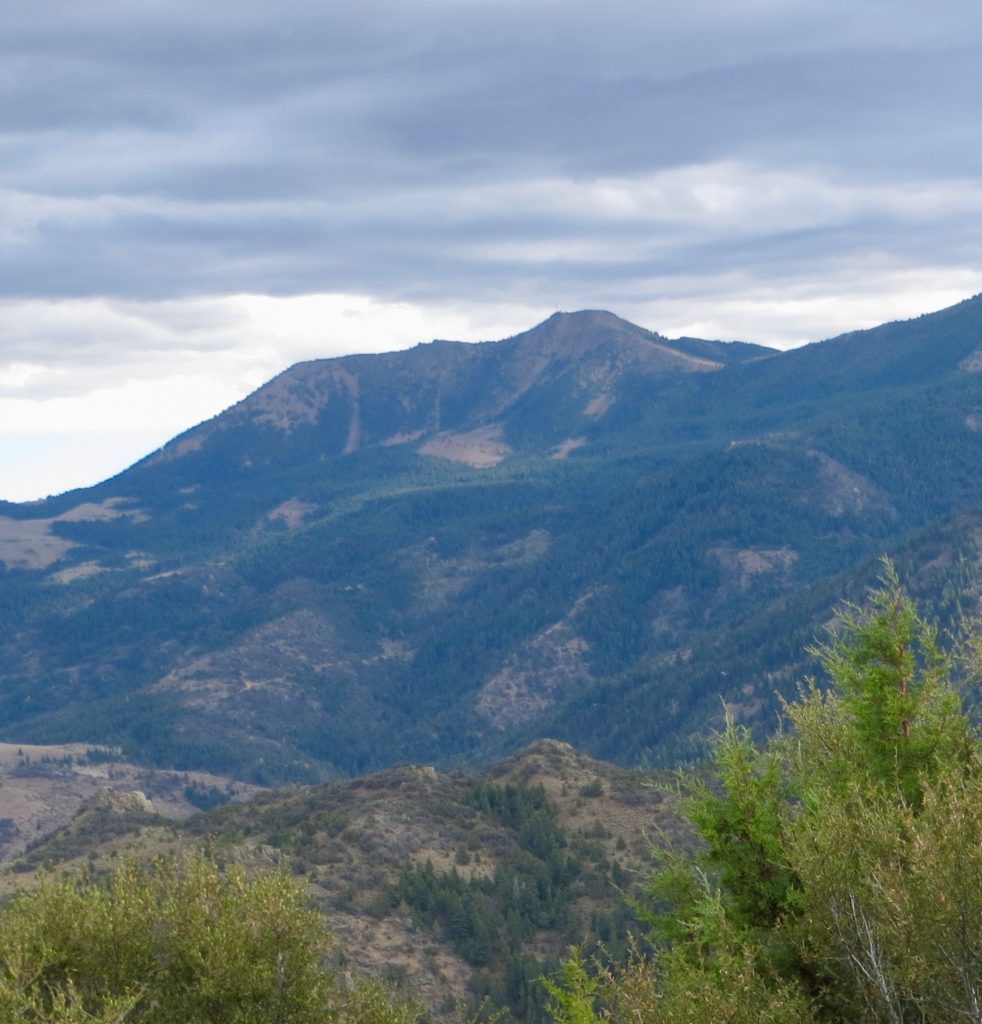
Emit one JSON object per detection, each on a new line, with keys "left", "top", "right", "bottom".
{"left": 548, "top": 562, "right": 982, "bottom": 1024}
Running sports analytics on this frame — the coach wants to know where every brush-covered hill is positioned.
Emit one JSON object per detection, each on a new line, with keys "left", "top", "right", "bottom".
{"left": 2, "top": 740, "right": 678, "bottom": 1023}
{"left": 2, "top": 299, "right": 982, "bottom": 780}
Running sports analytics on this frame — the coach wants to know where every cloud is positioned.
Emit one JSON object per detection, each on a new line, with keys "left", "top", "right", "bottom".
{"left": 5, "top": 159, "right": 982, "bottom": 312}
{"left": 618, "top": 266, "right": 982, "bottom": 348}
{"left": 0, "top": 293, "right": 538, "bottom": 400}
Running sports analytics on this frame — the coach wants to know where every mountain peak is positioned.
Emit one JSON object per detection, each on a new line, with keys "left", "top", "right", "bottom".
{"left": 506, "top": 309, "right": 708, "bottom": 368}
{"left": 143, "top": 309, "right": 728, "bottom": 469}
{"left": 541, "top": 309, "right": 638, "bottom": 328}
{"left": 523, "top": 309, "right": 663, "bottom": 344}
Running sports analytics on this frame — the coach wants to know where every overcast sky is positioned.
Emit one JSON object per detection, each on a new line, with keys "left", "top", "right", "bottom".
{"left": 4, "top": 0, "right": 982, "bottom": 501}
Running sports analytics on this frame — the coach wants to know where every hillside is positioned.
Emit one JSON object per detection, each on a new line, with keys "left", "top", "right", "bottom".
{"left": 2, "top": 740, "right": 680, "bottom": 1023}
{"left": 1, "top": 299, "right": 982, "bottom": 780}
{"left": 0, "top": 740, "right": 261, "bottom": 860}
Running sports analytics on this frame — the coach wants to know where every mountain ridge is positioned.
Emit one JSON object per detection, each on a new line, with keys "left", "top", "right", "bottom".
{"left": 1, "top": 297, "right": 981, "bottom": 782}
{"left": 140, "top": 309, "right": 762, "bottom": 475}
{"left": 0, "top": 737, "right": 678, "bottom": 1022}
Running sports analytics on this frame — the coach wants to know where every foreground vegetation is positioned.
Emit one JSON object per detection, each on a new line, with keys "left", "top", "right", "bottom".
{"left": 548, "top": 563, "right": 981, "bottom": 1023}
{"left": 0, "top": 853, "right": 420, "bottom": 1024}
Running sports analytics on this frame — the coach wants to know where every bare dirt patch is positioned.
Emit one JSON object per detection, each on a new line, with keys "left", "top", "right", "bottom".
{"left": 149, "top": 432, "right": 207, "bottom": 464}
{"left": 247, "top": 373, "right": 326, "bottom": 431}
{"left": 51, "top": 561, "right": 108, "bottom": 584}
{"left": 418, "top": 425, "right": 511, "bottom": 467}
{"left": 244, "top": 364, "right": 362, "bottom": 442}
{"left": 267, "top": 498, "right": 317, "bottom": 528}
{"left": 584, "top": 394, "right": 612, "bottom": 417}
{"left": 810, "top": 450, "right": 894, "bottom": 516}
{"left": 326, "top": 911, "right": 471, "bottom": 1014}
{"left": 56, "top": 497, "right": 147, "bottom": 523}
{"left": 380, "top": 429, "right": 424, "bottom": 446}
{"left": 0, "top": 498, "right": 149, "bottom": 570}
{"left": 0, "top": 517, "right": 75, "bottom": 570}
{"left": 126, "top": 551, "right": 157, "bottom": 570}
{"left": 405, "top": 530, "right": 551, "bottom": 610}
{"left": 152, "top": 609, "right": 345, "bottom": 711}
{"left": 710, "top": 545, "right": 798, "bottom": 590}
{"left": 477, "top": 619, "right": 591, "bottom": 728}
{"left": 339, "top": 370, "right": 362, "bottom": 453}
{"left": 550, "top": 436, "right": 587, "bottom": 459}
{"left": 735, "top": 547, "right": 797, "bottom": 575}
{"left": 959, "top": 347, "right": 982, "bottom": 372}
{"left": 0, "top": 742, "right": 258, "bottom": 860}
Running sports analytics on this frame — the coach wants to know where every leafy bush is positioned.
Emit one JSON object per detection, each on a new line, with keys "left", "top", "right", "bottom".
{"left": 0, "top": 853, "right": 419, "bottom": 1024}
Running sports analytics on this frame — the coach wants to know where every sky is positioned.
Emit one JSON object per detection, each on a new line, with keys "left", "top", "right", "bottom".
{"left": 4, "top": 1, "right": 982, "bottom": 501}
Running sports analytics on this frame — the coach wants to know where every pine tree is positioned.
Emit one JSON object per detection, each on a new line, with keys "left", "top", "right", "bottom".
{"left": 547, "top": 562, "right": 980, "bottom": 1024}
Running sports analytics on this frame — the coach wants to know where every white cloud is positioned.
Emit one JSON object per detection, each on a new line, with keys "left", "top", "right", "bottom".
{"left": 0, "top": 292, "right": 539, "bottom": 400}
{"left": 433, "top": 163, "right": 982, "bottom": 236}
{"left": 0, "top": 375, "right": 243, "bottom": 437}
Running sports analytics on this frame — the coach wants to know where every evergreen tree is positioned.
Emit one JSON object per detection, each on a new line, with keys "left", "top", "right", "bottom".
{"left": 802, "top": 559, "right": 974, "bottom": 804}
{"left": 547, "top": 562, "right": 981, "bottom": 1024}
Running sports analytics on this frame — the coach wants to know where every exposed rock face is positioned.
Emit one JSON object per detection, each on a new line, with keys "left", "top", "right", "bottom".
{"left": 92, "top": 789, "right": 155, "bottom": 815}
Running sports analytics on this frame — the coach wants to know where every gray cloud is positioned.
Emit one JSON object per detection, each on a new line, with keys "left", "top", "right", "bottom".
{"left": 3, "top": 2, "right": 982, "bottom": 322}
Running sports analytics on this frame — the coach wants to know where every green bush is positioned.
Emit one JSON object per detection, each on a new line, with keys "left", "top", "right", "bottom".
{"left": 0, "top": 853, "right": 418, "bottom": 1024}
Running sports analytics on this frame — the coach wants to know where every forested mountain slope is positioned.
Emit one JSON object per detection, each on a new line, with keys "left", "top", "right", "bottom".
{"left": 2, "top": 298, "right": 982, "bottom": 780}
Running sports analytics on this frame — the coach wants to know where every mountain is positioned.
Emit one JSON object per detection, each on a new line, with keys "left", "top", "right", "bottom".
{"left": 138, "top": 309, "right": 753, "bottom": 473}
{"left": 2, "top": 299, "right": 982, "bottom": 781}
